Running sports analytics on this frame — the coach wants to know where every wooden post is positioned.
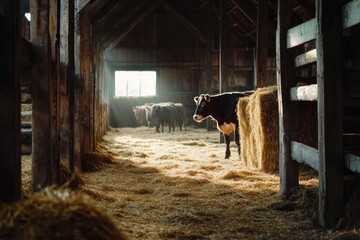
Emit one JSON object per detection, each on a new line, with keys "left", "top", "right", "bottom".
{"left": 206, "top": 0, "right": 213, "bottom": 93}
{"left": 68, "top": 0, "right": 75, "bottom": 172}
{"left": 206, "top": 0, "right": 214, "bottom": 132}
{"left": 0, "top": 0, "right": 22, "bottom": 201}
{"left": 256, "top": 0, "right": 268, "bottom": 88}
{"left": 80, "top": 12, "right": 94, "bottom": 166}
{"left": 276, "top": 0, "right": 299, "bottom": 196}
{"left": 316, "top": 0, "right": 344, "bottom": 227}
{"left": 50, "top": 0, "right": 60, "bottom": 184}
{"left": 31, "top": 0, "right": 57, "bottom": 190}
{"left": 74, "top": 4, "right": 82, "bottom": 170}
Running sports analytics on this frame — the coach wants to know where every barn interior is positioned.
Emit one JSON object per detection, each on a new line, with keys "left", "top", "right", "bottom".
{"left": 1, "top": 0, "right": 360, "bottom": 239}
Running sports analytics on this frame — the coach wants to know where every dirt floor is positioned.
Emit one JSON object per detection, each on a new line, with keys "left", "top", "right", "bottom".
{"left": 22, "top": 126, "right": 360, "bottom": 239}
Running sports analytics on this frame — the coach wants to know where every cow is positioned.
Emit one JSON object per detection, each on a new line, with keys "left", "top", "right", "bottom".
{"left": 133, "top": 105, "right": 147, "bottom": 126}
{"left": 193, "top": 91, "right": 254, "bottom": 159}
{"left": 174, "top": 103, "right": 187, "bottom": 131}
{"left": 148, "top": 102, "right": 177, "bottom": 133}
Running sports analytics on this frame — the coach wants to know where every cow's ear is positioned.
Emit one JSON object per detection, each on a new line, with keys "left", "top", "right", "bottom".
{"left": 194, "top": 96, "right": 199, "bottom": 103}
{"left": 204, "top": 94, "right": 211, "bottom": 102}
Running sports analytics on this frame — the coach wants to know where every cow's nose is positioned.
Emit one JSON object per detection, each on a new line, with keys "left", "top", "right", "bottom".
{"left": 193, "top": 115, "right": 201, "bottom": 121}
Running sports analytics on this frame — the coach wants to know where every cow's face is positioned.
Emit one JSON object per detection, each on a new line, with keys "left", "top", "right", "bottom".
{"left": 193, "top": 94, "right": 211, "bottom": 122}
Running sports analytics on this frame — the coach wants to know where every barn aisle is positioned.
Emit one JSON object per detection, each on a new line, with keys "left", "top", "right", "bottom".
{"left": 78, "top": 127, "right": 343, "bottom": 239}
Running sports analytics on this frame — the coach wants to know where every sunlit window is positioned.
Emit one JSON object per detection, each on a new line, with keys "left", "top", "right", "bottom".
{"left": 115, "top": 71, "right": 156, "bottom": 97}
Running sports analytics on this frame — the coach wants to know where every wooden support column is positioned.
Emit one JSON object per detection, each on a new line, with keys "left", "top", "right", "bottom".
{"left": 68, "top": 0, "right": 75, "bottom": 172}
{"left": 206, "top": 0, "right": 214, "bottom": 132}
{"left": 276, "top": 0, "right": 299, "bottom": 196}
{"left": 0, "top": 0, "right": 22, "bottom": 201}
{"left": 50, "top": 0, "right": 60, "bottom": 184}
{"left": 74, "top": 4, "right": 81, "bottom": 170}
{"left": 219, "top": 0, "right": 228, "bottom": 93}
{"left": 316, "top": 0, "right": 343, "bottom": 227}
{"left": 59, "top": 0, "right": 70, "bottom": 172}
{"left": 80, "top": 12, "right": 94, "bottom": 166}
{"left": 206, "top": 0, "right": 214, "bottom": 93}
{"left": 256, "top": 0, "right": 268, "bottom": 88}
{"left": 31, "top": 0, "right": 57, "bottom": 190}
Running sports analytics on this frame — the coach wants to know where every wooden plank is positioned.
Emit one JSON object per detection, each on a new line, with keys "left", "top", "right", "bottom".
{"left": 316, "top": 0, "right": 344, "bottom": 227}
{"left": 295, "top": 49, "right": 317, "bottom": 67}
{"left": 345, "top": 153, "right": 360, "bottom": 173}
{"left": 277, "top": 0, "right": 300, "bottom": 196}
{"left": 68, "top": 0, "right": 76, "bottom": 172}
{"left": 287, "top": 18, "right": 316, "bottom": 49}
{"left": 80, "top": 13, "right": 94, "bottom": 165}
{"left": 0, "top": 0, "right": 22, "bottom": 201}
{"left": 76, "top": 0, "right": 91, "bottom": 13}
{"left": 291, "top": 141, "right": 319, "bottom": 171}
{"left": 290, "top": 84, "right": 317, "bottom": 101}
{"left": 206, "top": 0, "right": 214, "bottom": 93}
{"left": 31, "top": 0, "right": 56, "bottom": 190}
{"left": 256, "top": 0, "right": 268, "bottom": 88}
{"left": 74, "top": 11, "right": 81, "bottom": 170}
{"left": 342, "top": 0, "right": 360, "bottom": 29}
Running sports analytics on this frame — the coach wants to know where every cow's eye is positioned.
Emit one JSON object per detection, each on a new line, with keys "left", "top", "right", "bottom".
{"left": 201, "top": 102, "right": 206, "bottom": 107}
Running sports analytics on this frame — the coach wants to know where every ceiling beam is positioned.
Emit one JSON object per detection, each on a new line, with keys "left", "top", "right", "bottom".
{"left": 95, "top": 0, "right": 139, "bottom": 39}
{"left": 229, "top": 0, "right": 257, "bottom": 26}
{"left": 161, "top": 1, "right": 207, "bottom": 44}
{"left": 107, "top": 0, "right": 162, "bottom": 49}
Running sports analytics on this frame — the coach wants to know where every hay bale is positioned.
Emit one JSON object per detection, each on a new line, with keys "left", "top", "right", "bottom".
{"left": 0, "top": 187, "right": 127, "bottom": 240}
{"left": 237, "top": 97, "right": 256, "bottom": 168}
{"left": 238, "top": 86, "right": 279, "bottom": 172}
{"left": 238, "top": 86, "right": 317, "bottom": 172}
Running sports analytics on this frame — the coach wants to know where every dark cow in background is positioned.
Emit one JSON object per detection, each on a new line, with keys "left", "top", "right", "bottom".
{"left": 135, "top": 102, "right": 187, "bottom": 133}
{"left": 193, "top": 91, "right": 254, "bottom": 159}
{"left": 150, "top": 102, "right": 176, "bottom": 133}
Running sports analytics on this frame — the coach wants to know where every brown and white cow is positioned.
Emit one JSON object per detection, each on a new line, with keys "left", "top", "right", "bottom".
{"left": 193, "top": 91, "right": 254, "bottom": 159}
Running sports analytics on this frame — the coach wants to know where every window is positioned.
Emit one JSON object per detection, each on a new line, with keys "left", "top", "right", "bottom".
{"left": 115, "top": 71, "right": 156, "bottom": 97}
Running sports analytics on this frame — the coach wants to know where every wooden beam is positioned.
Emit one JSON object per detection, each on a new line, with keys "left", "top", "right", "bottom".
{"left": 161, "top": 1, "right": 207, "bottom": 44}
{"left": 107, "top": 0, "right": 162, "bottom": 49}
{"left": 276, "top": 0, "right": 300, "bottom": 196}
{"left": 68, "top": 0, "right": 76, "bottom": 173}
{"left": 287, "top": 18, "right": 316, "bottom": 48}
{"left": 207, "top": 0, "right": 214, "bottom": 93}
{"left": 0, "top": 0, "right": 21, "bottom": 201}
{"left": 342, "top": 0, "right": 360, "bottom": 29}
{"left": 229, "top": 0, "right": 256, "bottom": 26}
{"left": 76, "top": 0, "right": 91, "bottom": 13}
{"left": 345, "top": 153, "right": 360, "bottom": 173}
{"left": 295, "top": 49, "right": 317, "bottom": 67}
{"left": 316, "top": 0, "right": 344, "bottom": 227}
{"left": 256, "top": 0, "right": 268, "bottom": 88}
{"left": 31, "top": 0, "right": 57, "bottom": 190}
{"left": 74, "top": 12, "right": 81, "bottom": 170}
{"left": 291, "top": 141, "right": 319, "bottom": 171}
{"left": 290, "top": 84, "right": 317, "bottom": 101}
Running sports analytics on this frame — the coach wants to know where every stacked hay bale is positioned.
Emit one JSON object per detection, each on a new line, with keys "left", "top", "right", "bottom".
{"left": 238, "top": 86, "right": 317, "bottom": 172}
{"left": 237, "top": 86, "right": 279, "bottom": 172}
{"left": 0, "top": 187, "right": 127, "bottom": 240}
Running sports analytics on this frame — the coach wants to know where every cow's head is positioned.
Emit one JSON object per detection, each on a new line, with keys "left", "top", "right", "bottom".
{"left": 193, "top": 94, "right": 211, "bottom": 122}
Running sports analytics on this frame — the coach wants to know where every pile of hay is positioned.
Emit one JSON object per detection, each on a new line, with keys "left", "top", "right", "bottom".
{"left": 237, "top": 86, "right": 279, "bottom": 172}
{"left": 238, "top": 86, "right": 317, "bottom": 172}
{"left": 0, "top": 187, "right": 127, "bottom": 240}
{"left": 82, "top": 150, "right": 114, "bottom": 172}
